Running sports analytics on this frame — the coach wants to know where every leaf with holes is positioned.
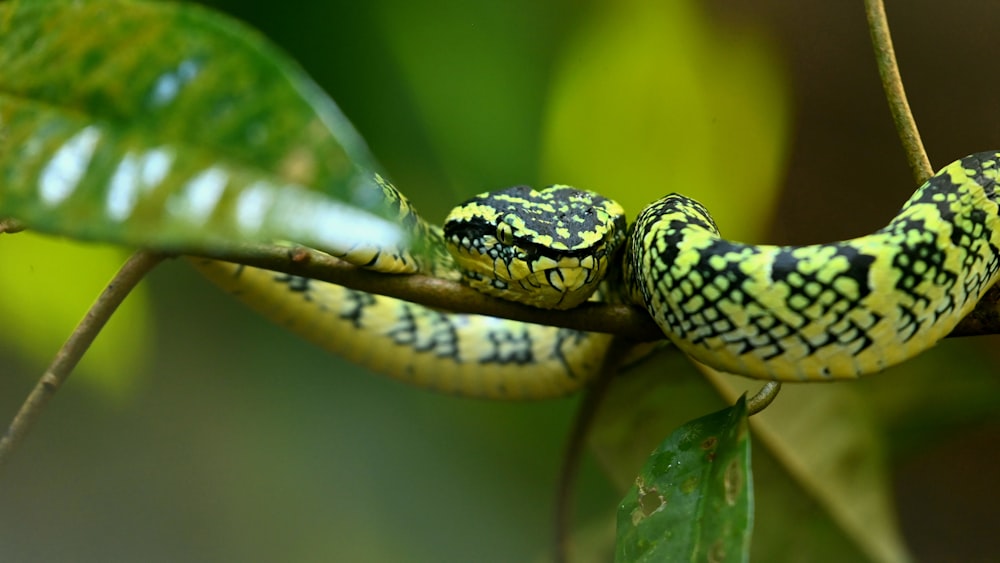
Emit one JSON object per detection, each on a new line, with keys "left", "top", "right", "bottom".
{"left": 615, "top": 395, "right": 752, "bottom": 563}
{"left": 0, "top": 0, "right": 401, "bottom": 254}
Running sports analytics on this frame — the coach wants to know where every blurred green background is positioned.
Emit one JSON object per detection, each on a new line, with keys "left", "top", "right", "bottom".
{"left": 1, "top": 0, "right": 999, "bottom": 561}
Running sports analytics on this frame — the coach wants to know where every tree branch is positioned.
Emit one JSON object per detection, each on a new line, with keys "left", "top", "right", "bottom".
{"left": 186, "top": 243, "right": 664, "bottom": 341}
{"left": 184, "top": 243, "right": 1000, "bottom": 340}
{"left": 0, "top": 250, "right": 166, "bottom": 469}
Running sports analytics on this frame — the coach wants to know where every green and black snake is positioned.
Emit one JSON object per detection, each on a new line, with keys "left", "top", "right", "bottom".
{"left": 194, "top": 152, "right": 1000, "bottom": 399}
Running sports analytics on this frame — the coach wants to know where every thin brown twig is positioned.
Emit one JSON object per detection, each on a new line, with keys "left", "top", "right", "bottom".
{"left": 864, "top": 0, "right": 933, "bottom": 182}
{"left": 0, "top": 250, "right": 166, "bottom": 469}
{"left": 552, "top": 337, "right": 636, "bottom": 563}
{"left": 859, "top": 1, "right": 1000, "bottom": 335}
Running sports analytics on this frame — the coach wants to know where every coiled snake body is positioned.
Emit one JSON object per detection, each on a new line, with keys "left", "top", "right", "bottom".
{"left": 195, "top": 152, "right": 1000, "bottom": 399}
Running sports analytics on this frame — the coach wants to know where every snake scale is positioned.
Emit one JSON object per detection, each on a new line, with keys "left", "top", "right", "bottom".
{"left": 194, "top": 152, "right": 1000, "bottom": 399}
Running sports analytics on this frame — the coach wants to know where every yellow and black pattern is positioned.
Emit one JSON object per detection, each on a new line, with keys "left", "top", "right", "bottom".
{"left": 192, "top": 181, "right": 619, "bottom": 399}
{"left": 625, "top": 152, "right": 1000, "bottom": 380}
{"left": 324, "top": 173, "right": 455, "bottom": 278}
{"left": 194, "top": 263, "right": 614, "bottom": 398}
{"left": 444, "top": 185, "right": 626, "bottom": 309}
{"left": 196, "top": 151, "right": 1000, "bottom": 398}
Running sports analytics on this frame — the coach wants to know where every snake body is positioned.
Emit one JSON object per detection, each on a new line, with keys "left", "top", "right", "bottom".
{"left": 626, "top": 152, "right": 1000, "bottom": 380}
{"left": 195, "top": 152, "right": 1000, "bottom": 399}
{"left": 193, "top": 175, "right": 618, "bottom": 398}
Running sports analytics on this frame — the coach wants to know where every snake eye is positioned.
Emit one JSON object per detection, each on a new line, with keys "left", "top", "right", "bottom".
{"left": 496, "top": 221, "right": 515, "bottom": 245}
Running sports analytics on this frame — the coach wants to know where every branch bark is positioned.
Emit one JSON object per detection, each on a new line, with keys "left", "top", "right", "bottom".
{"left": 184, "top": 243, "right": 1000, "bottom": 341}
{"left": 186, "top": 243, "right": 664, "bottom": 340}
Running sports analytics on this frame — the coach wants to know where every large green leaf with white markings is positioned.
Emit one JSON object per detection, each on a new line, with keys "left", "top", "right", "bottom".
{"left": 0, "top": 0, "right": 401, "bottom": 253}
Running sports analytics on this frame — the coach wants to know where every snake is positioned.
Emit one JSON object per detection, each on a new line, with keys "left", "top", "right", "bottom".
{"left": 193, "top": 152, "right": 1000, "bottom": 399}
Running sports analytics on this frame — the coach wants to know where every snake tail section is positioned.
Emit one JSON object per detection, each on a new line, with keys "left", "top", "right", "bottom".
{"left": 192, "top": 259, "right": 614, "bottom": 399}
{"left": 626, "top": 152, "right": 1000, "bottom": 380}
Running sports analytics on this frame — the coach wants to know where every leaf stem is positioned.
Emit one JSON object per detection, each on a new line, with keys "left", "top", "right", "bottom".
{"left": 747, "top": 382, "right": 781, "bottom": 416}
{"left": 0, "top": 250, "right": 166, "bottom": 469}
{"left": 864, "top": 0, "right": 933, "bottom": 182}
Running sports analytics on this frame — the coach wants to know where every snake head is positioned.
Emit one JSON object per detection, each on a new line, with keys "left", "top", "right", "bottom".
{"left": 444, "top": 185, "right": 626, "bottom": 309}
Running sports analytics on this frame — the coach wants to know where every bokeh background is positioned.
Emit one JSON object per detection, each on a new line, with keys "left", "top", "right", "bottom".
{"left": 2, "top": 0, "right": 999, "bottom": 561}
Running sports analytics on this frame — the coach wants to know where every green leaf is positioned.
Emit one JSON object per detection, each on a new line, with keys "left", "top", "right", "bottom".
{"left": 616, "top": 395, "right": 752, "bottom": 563}
{"left": 0, "top": 0, "right": 401, "bottom": 254}
{"left": 591, "top": 354, "right": 910, "bottom": 562}
{"left": 700, "top": 369, "right": 912, "bottom": 563}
